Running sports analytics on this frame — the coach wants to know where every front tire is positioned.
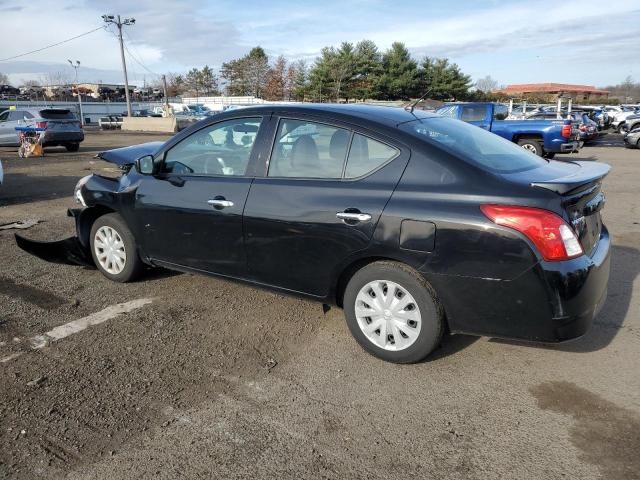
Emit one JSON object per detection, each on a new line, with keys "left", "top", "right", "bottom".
{"left": 90, "top": 213, "right": 143, "bottom": 282}
{"left": 517, "top": 138, "right": 543, "bottom": 156}
{"left": 343, "top": 261, "right": 444, "bottom": 363}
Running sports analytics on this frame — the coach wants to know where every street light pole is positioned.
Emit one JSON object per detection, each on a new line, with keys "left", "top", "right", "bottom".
{"left": 68, "top": 59, "right": 84, "bottom": 126}
{"left": 102, "top": 14, "right": 135, "bottom": 117}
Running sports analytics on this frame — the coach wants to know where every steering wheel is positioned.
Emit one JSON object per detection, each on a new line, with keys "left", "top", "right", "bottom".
{"left": 203, "top": 156, "right": 227, "bottom": 175}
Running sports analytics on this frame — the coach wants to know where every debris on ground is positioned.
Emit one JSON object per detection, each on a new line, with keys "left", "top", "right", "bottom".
{"left": 0, "top": 219, "right": 41, "bottom": 231}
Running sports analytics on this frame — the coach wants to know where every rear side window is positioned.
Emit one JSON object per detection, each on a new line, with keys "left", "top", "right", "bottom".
{"left": 461, "top": 105, "right": 486, "bottom": 122}
{"left": 436, "top": 105, "right": 459, "bottom": 118}
{"left": 268, "top": 119, "right": 349, "bottom": 178}
{"left": 345, "top": 134, "right": 399, "bottom": 178}
{"left": 400, "top": 117, "right": 548, "bottom": 173}
{"left": 493, "top": 104, "right": 509, "bottom": 120}
{"left": 39, "top": 109, "right": 75, "bottom": 120}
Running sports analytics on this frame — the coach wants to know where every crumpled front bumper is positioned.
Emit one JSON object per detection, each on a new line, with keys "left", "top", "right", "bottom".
{"left": 14, "top": 209, "right": 94, "bottom": 267}
{"left": 15, "top": 234, "right": 94, "bottom": 267}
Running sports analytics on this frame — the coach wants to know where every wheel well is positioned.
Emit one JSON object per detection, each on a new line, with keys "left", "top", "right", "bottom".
{"left": 513, "top": 134, "right": 543, "bottom": 144}
{"left": 77, "top": 205, "right": 116, "bottom": 249}
{"left": 335, "top": 257, "right": 395, "bottom": 308}
{"left": 334, "top": 257, "right": 451, "bottom": 334}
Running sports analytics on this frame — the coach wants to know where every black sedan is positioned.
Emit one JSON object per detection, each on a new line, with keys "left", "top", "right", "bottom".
{"left": 17, "top": 105, "right": 611, "bottom": 363}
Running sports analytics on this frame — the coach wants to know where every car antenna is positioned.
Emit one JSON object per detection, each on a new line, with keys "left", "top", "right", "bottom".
{"left": 406, "top": 88, "right": 432, "bottom": 114}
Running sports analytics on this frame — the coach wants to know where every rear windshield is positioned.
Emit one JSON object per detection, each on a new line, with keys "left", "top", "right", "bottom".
{"left": 39, "top": 109, "right": 76, "bottom": 120}
{"left": 400, "top": 117, "right": 549, "bottom": 173}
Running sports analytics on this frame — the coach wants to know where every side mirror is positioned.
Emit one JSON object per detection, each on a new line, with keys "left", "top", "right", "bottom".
{"left": 136, "top": 155, "right": 154, "bottom": 175}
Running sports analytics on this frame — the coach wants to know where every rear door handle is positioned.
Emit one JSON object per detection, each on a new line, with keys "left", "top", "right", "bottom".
{"left": 208, "top": 198, "right": 234, "bottom": 209}
{"left": 336, "top": 212, "right": 372, "bottom": 223}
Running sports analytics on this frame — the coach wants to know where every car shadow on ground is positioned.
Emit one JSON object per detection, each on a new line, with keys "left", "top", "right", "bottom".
{"left": 428, "top": 333, "right": 479, "bottom": 361}
{"left": 0, "top": 173, "right": 80, "bottom": 207}
{"left": 489, "top": 245, "right": 639, "bottom": 353}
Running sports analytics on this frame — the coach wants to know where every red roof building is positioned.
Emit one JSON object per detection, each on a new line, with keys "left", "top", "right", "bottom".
{"left": 499, "top": 83, "right": 609, "bottom": 101}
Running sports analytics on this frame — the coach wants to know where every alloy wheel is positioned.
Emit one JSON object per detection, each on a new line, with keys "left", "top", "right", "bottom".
{"left": 354, "top": 280, "right": 422, "bottom": 351}
{"left": 94, "top": 226, "right": 127, "bottom": 275}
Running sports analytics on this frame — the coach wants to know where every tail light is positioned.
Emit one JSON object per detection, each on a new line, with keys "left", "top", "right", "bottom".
{"left": 561, "top": 124, "right": 571, "bottom": 138}
{"left": 480, "top": 205, "right": 583, "bottom": 261}
{"left": 35, "top": 121, "right": 48, "bottom": 129}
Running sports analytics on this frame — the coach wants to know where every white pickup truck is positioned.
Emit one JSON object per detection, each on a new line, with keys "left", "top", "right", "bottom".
{"left": 603, "top": 106, "right": 638, "bottom": 132}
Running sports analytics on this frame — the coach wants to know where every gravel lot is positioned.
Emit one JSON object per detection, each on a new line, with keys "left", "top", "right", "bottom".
{"left": 0, "top": 130, "right": 638, "bottom": 479}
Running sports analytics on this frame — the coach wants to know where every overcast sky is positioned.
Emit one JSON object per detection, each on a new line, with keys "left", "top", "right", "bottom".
{"left": 1, "top": 0, "right": 639, "bottom": 88}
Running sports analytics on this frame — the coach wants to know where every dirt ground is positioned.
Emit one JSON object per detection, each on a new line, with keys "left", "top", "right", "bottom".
{"left": 0, "top": 130, "right": 638, "bottom": 479}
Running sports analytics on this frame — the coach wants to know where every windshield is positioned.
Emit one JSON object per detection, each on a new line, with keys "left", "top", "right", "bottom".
{"left": 39, "top": 109, "right": 75, "bottom": 120}
{"left": 400, "top": 117, "right": 549, "bottom": 173}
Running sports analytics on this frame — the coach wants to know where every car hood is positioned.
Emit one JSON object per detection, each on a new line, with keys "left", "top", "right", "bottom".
{"left": 96, "top": 141, "right": 164, "bottom": 166}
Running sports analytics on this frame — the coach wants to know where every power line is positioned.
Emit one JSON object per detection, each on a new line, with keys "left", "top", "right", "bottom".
{"left": 0, "top": 26, "right": 106, "bottom": 62}
{"left": 121, "top": 32, "right": 160, "bottom": 78}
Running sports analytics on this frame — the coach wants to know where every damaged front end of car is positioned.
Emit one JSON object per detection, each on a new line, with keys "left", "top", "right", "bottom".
{"left": 15, "top": 141, "right": 163, "bottom": 267}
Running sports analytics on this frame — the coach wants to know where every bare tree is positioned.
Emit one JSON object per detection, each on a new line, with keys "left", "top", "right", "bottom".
{"left": 475, "top": 75, "right": 499, "bottom": 93}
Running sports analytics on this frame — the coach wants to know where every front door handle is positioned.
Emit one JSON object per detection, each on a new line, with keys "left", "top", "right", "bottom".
{"left": 208, "top": 198, "right": 234, "bottom": 209}
{"left": 336, "top": 211, "right": 372, "bottom": 223}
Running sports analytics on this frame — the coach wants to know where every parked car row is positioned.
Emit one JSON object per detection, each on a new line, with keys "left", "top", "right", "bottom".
{"left": 435, "top": 102, "right": 579, "bottom": 157}
{"left": 525, "top": 110, "right": 599, "bottom": 143}
{"left": 439, "top": 101, "right": 640, "bottom": 155}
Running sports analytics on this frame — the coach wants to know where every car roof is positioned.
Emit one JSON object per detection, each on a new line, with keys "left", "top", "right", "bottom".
{"left": 221, "top": 103, "right": 438, "bottom": 127}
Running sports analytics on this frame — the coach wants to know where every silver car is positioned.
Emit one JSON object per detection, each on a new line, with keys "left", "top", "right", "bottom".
{"left": 0, "top": 108, "right": 84, "bottom": 151}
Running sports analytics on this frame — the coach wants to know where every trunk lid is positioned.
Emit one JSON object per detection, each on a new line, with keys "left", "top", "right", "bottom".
{"left": 96, "top": 142, "right": 164, "bottom": 166}
{"left": 504, "top": 160, "right": 610, "bottom": 256}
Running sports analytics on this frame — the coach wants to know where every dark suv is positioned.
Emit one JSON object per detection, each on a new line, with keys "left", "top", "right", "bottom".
{"left": 0, "top": 108, "right": 84, "bottom": 151}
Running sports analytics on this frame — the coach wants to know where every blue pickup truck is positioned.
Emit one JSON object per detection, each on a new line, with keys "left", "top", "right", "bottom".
{"left": 436, "top": 102, "right": 580, "bottom": 158}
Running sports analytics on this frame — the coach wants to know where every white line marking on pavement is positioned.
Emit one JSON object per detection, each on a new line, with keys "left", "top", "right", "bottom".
{"left": 1, "top": 298, "right": 154, "bottom": 363}
{"left": 1, "top": 352, "right": 24, "bottom": 363}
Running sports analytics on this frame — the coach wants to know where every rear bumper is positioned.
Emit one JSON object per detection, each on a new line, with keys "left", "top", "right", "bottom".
{"left": 429, "top": 226, "right": 611, "bottom": 342}
{"left": 559, "top": 141, "right": 580, "bottom": 153}
{"left": 43, "top": 131, "right": 84, "bottom": 145}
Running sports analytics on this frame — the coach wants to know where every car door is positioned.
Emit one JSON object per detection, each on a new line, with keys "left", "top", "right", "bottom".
{"left": 0, "top": 110, "right": 19, "bottom": 145}
{"left": 243, "top": 116, "right": 409, "bottom": 297}
{"left": 132, "top": 116, "right": 266, "bottom": 277}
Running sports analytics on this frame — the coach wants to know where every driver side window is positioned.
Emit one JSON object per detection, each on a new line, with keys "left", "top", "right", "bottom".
{"left": 162, "top": 117, "right": 262, "bottom": 176}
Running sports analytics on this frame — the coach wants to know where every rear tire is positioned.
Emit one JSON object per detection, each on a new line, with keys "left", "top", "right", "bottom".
{"left": 343, "top": 261, "right": 445, "bottom": 363}
{"left": 90, "top": 213, "right": 143, "bottom": 282}
{"left": 66, "top": 143, "right": 80, "bottom": 152}
{"left": 617, "top": 123, "right": 627, "bottom": 134}
{"left": 517, "top": 138, "right": 543, "bottom": 156}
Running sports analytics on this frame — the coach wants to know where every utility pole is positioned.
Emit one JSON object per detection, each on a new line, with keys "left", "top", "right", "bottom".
{"left": 162, "top": 74, "right": 169, "bottom": 110}
{"left": 102, "top": 14, "right": 135, "bottom": 117}
{"left": 68, "top": 59, "right": 84, "bottom": 126}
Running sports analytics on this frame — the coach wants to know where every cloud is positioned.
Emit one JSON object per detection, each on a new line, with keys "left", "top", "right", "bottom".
{"left": 0, "top": 0, "right": 638, "bottom": 87}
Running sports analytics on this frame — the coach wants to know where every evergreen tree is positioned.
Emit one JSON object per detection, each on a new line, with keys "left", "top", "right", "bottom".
{"left": 419, "top": 57, "right": 472, "bottom": 100}
{"left": 351, "top": 40, "right": 383, "bottom": 100}
{"left": 378, "top": 42, "right": 418, "bottom": 100}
